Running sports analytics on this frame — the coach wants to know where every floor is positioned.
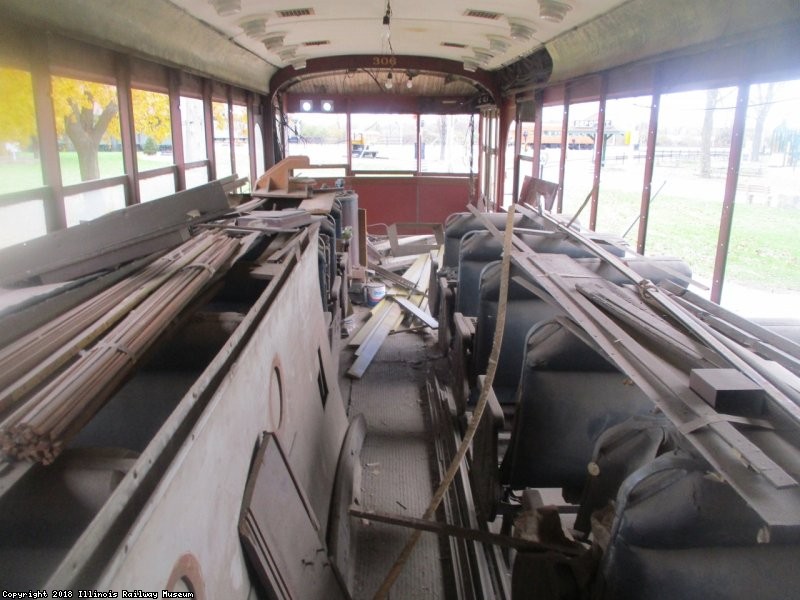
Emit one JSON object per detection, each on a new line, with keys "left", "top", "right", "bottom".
{"left": 339, "top": 322, "right": 451, "bottom": 600}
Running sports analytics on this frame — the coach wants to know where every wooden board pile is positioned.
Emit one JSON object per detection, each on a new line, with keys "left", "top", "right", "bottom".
{"left": 347, "top": 245, "right": 443, "bottom": 379}
{"left": 0, "top": 230, "right": 242, "bottom": 464}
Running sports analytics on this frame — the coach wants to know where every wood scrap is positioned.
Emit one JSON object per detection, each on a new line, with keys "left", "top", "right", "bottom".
{"left": 0, "top": 231, "right": 242, "bottom": 464}
{"left": 388, "top": 296, "right": 438, "bottom": 329}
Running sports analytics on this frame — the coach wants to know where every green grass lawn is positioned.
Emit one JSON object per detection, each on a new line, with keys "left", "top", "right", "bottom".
{"left": 595, "top": 187, "right": 800, "bottom": 291}
{"left": 2, "top": 152, "right": 798, "bottom": 293}
{"left": 0, "top": 151, "right": 172, "bottom": 191}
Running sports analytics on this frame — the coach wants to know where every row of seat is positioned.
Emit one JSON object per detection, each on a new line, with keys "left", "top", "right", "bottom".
{"left": 439, "top": 209, "right": 800, "bottom": 599}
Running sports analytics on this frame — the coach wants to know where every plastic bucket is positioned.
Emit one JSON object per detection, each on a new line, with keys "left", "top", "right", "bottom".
{"left": 365, "top": 282, "right": 386, "bottom": 307}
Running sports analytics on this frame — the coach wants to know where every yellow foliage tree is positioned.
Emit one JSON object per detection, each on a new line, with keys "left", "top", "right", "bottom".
{"left": 131, "top": 88, "right": 171, "bottom": 147}
{"left": 51, "top": 76, "right": 120, "bottom": 181}
{"left": 0, "top": 68, "right": 37, "bottom": 155}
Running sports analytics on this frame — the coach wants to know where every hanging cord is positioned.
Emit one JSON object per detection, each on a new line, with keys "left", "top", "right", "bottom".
{"left": 372, "top": 203, "right": 516, "bottom": 599}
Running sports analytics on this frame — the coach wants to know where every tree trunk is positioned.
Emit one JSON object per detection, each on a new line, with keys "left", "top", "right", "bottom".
{"left": 699, "top": 89, "right": 718, "bottom": 178}
{"left": 63, "top": 96, "right": 117, "bottom": 182}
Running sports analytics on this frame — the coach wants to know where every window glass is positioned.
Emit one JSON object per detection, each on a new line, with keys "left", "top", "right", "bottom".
{"left": 254, "top": 121, "right": 265, "bottom": 176}
{"left": 0, "top": 67, "right": 42, "bottom": 194}
{"left": 65, "top": 184, "right": 126, "bottom": 226}
{"left": 561, "top": 100, "right": 599, "bottom": 221}
{"left": 132, "top": 88, "right": 172, "bottom": 172}
{"left": 540, "top": 105, "right": 564, "bottom": 194}
{"left": 419, "top": 114, "right": 478, "bottom": 174}
{"left": 213, "top": 101, "right": 232, "bottom": 178}
{"left": 503, "top": 120, "right": 516, "bottom": 207}
{"left": 51, "top": 76, "right": 123, "bottom": 185}
{"left": 350, "top": 113, "right": 417, "bottom": 171}
{"left": 517, "top": 113, "right": 536, "bottom": 203}
{"left": 595, "top": 95, "right": 652, "bottom": 243}
{"left": 286, "top": 112, "right": 347, "bottom": 174}
{"left": 0, "top": 200, "right": 46, "bottom": 249}
{"left": 647, "top": 87, "right": 737, "bottom": 293}
{"left": 180, "top": 96, "right": 207, "bottom": 162}
{"left": 232, "top": 104, "right": 251, "bottom": 188}
{"left": 139, "top": 172, "right": 176, "bottom": 202}
{"left": 723, "top": 80, "right": 800, "bottom": 318}
{"left": 185, "top": 165, "right": 209, "bottom": 189}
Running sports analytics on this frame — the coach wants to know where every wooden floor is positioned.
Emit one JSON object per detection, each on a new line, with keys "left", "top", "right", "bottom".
{"left": 339, "top": 323, "right": 451, "bottom": 600}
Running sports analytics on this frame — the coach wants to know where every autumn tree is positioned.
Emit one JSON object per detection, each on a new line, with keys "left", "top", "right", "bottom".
{"left": 0, "top": 67, "right": 37, "bottom": 158}
{"left": 49, "top": 77, "right": 170, "bottom": 182}
{"left": 51, "top": 76, "right": 120, "bottom": 181}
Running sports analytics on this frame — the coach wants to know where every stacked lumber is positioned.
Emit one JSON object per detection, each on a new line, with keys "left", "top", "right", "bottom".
{"left": 0, "top": 230, "right": 241, "bottom": 464}
{"left": 347, "top": 246, "right": 443, "bottom": 379}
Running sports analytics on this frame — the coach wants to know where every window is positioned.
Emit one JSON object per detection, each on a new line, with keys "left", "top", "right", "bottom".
{"left": 213, "top": 101, "right": 232, "bottom": 178}
{"left": 561, "top": 100, "right": 599, "bottom": 220}
{"left": 503, "top": 119, "right": 516, "bottom": 207}
{"left": 419, "top": 114, "right": 477, "bottom": 174}
{"left": 0, "top": 67, "right": 42, "bottom": 195}
{"left": 51, "top": 76, "right": 124, "bottom": 185}
{"left": 65, "top": 184, "right": 126, "bottom": 226}
{"left": 180, "top": 96, "right": 207, "bottom": 163}
{"left": 723, "top": 79, "right": 800, "bottom": 318}
{"left": 139, "top": 173, "right": 176, "bottom": 202}
{"left": 286, "top": 112, "right": 347, "bottom": 176}
{"left": 254, "top": 121, "right": 265, "bottom": 176}
{"left": 540, "top": 104, "right": 564, "bottom": 194}
{"left": 232, "top": 104, "right": 251, "bottom": 187}
{"left": 647, "top": 87, "right": 737, "bottom": 292}
{"left": 0, "top": 200, "right": 47, "bottom": 249}
{"left": 351, "top": 113, "right": 418, "bottom": 171}
{"left": 132, "top": 88, "right": 173, "bottom": 170}
{"left": 595, "top": 95, "right": 652, "bottom": 243}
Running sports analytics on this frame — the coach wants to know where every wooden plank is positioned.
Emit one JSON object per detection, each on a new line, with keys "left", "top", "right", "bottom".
{"left": 299, "top": 191, "right": 336, "bottom": 215}
{"left": 239, "top": 433, "right": 346, "bottom": 600}
{"left": 389, "top": 295, "right": 438, "bottom": 329}
{"left": 0, "top": 181, "right": 231, "bottom": 285}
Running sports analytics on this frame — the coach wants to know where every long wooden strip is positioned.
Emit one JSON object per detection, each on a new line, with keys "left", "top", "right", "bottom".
{"left": 0, "top": 233, "right": 241, "bottom": 463}
{"left": 389, "top": 296, "right": 438, "bottom": 329}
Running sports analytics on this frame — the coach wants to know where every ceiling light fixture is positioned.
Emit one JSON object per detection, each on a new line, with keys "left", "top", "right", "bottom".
{"left": 321, "top": 100, "right": 334, "bottom": 112}
{"left": 240, "top": 17, "right": 268, "bottom": 38}
{"left": 406, "top": 75, "right": 413, "bottom": 89}
{"left": 262, "top": 32, "right": 286, "bottom": 51}
{"left": 208, "top": 0, "right": 241, "bottom": 17}
{"left": 508, "top": 19, "right": 536, "bottom": 41}
{"left": 385, "top": 72, "right": 394, "bottom": 90}
{"left": 539, "top": 0, "right": 572, "bottom": 23}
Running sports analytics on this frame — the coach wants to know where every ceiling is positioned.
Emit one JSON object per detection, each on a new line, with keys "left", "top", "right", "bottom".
{"left": 4, "top": 0, "right": 798, "bottom": 98}
{"left": 167, "top": 0, "right": 630, "bottom": 72}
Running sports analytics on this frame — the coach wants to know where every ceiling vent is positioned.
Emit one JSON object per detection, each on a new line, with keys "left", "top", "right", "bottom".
{"left": 303, "top": 40, "right": 330, "bottom": 46}
{"left": 464, "top": 9, "right": 502, "bottom": 20}
{"left": 240, "top": 17, "right": 268, "bottom": 38}
{"left": 276, "top": 8, "right": 315, "bottom": 18}
{"left": 442, "top": 41, "right": 468, "bottom": 49}
{"left": 539, "top": 0, "right": 572, "bottom": 23}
